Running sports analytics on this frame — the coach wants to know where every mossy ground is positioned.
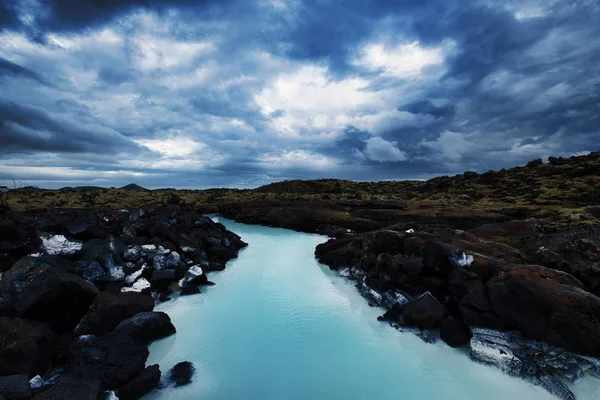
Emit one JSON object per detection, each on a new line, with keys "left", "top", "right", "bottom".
{"left": 3, "top": 152, "right": 599, "bottom": 232}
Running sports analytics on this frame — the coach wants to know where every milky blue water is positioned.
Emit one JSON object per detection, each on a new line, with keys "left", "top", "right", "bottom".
{"left": 146, "top": 218, "right": 598, "bottom": 400}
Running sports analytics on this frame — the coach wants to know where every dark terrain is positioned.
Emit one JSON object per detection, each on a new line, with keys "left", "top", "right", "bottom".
{"left": 0, "top": 207, "right": 246, "bottom": 399}
{"left": 1, "top": 152, "right": 599, "bottom": 399}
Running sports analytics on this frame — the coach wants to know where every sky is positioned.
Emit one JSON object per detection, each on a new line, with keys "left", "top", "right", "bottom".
{"left": 0, "top": 0, "right": 599, "bottom": 189}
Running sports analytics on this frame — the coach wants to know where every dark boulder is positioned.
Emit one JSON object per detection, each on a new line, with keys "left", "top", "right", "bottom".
{"left": 0, "top": 375, "right": 32, "bottom": 400}
{"left": 403, "top": 292, "right": 447, "bottom": 330}
{"left": 488, "top": 265, "right": 600, "bottom": 357}
{"left": 206, "top": 246, "right": 238, "bottom": 264}
{"left": 440, "top": 316, "right": 471, "bottom": 348}
{"left": 115, "top": 312, "right": 176, "bottom": 345}
{"left": 208, "top": 262, "right": 225, "bottom": 271}
{"left": 66, "top": 332, "right": 148, "bottom": 389}
{"left": 30, "top": 375, "right": 101, "bottom": 400}
{"left": 0, "top": 224, "right": 41, "bottom": 271}
{"left": 181, "top": 266, "right": 208, "bottom": 287}
{"left": 74, "top": 292, "right": 154, "bottom": 336}
{"left": 0, "top": 258, "right": 98, "bottom": 332}
{"left": 0, "top": 317, "right": 57, "bottom": 377}
{"left": 163, "top": 362, "right": 195, "bottom": 387}
{"left": 379, "top": 303, "right": 404, "bottom": 323}
{"left": 151, "top": 269, "right": 177, "bottom": 291}
{"left": 66, "top": 217, "right": 105, "bottom": 240}
{"left": 118, "top": 365, "right": 161, "bottom": 400}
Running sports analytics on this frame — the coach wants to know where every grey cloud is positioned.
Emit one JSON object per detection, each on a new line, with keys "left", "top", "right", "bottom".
{"left": 0, "top": 100, "right": 147, "bottom": 154}
{"left": 0, "top": 57, "right": 47, "bottom": 84}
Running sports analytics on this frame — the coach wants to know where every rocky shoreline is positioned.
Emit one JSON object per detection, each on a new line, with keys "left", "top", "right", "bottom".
{"left": 0, "top": 207, "right": 246, "bottom": 399}
{"left": 315, "top": 221, "right": 600, "bottom": 399}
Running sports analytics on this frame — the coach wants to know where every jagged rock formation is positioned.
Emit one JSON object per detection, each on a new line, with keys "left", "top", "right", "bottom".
{"left": 0, "top": 207, "right": 246, "bottom": 399}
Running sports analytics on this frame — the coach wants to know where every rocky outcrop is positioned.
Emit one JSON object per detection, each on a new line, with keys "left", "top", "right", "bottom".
{"left": 0, "top": 207, "right": 246, "bottom": 397}
{"left": 0, "top": 257, "right": 98, "bottom": 332}
{"left": 114, "top": 312, "right": 176, "bottom": 345}
{"left": 317, "top": 221, "right": 600, "bottom": 397}
{"left": 66, "top": 333, "right": 148, "bottom": 389}
{"left": 487, "top": 265, "right": 600, "bottom": 357}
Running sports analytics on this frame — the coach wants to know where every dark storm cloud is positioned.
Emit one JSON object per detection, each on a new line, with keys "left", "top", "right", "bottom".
{"left": 0, "top": 0, "right": 227, "bottom": 32}
{"left": 0, "top": 0, "right": 599, "bottom": 188}
{"left": 399, "top": 100, "right": 454, "bottom": 119}
{"left": 0, "top": 1, "right": 19, "bottom": 30}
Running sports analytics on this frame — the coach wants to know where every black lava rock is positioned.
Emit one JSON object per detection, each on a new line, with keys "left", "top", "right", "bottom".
{"left": 115, "top": 312, "right": 176, "bottom": 345}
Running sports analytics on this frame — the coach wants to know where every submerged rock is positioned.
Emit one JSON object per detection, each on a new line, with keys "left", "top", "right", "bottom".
{"left": 180, "top": 285, "right": 200, "bottom": 296}
{"left": 163, "top": 362, "right": 195, "bottom": 388}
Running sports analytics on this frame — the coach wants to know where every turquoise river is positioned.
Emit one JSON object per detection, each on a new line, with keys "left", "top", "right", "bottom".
{"left": 146, "top": 218, "right": 599, "bottom": 399}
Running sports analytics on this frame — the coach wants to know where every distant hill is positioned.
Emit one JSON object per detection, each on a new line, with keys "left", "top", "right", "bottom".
{"left": 119, "top": 183, "right": 149, "bottom": 192}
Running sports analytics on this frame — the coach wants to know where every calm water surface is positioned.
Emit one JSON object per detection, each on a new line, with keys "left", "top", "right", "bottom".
{"left": 146, "top": 218, "right": 598, "bottom": 400}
